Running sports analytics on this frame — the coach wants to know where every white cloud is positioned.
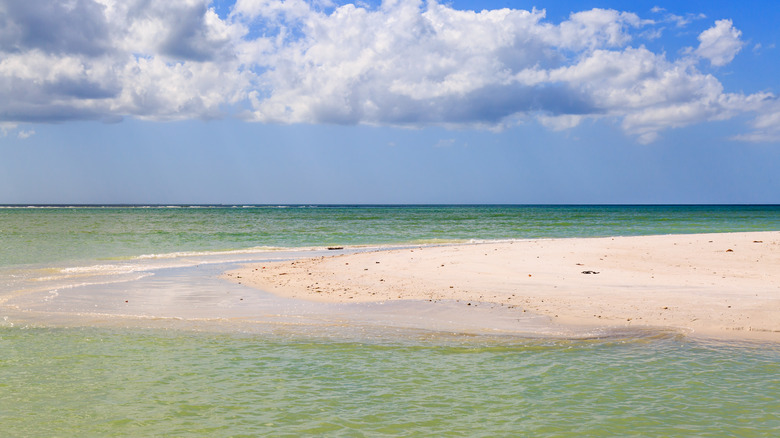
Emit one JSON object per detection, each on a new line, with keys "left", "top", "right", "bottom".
{"left": 0, "top": 122, "right": 35, "bottom": 138}
{"left": 649, "top": 6, "right": 706, "bottom": 28}
{"left": 243, "top": 3, "right": 651, "bottom": 128}
{"left": 695, "top": 19, "right": 743, "bottom": 66}
{"left": 434, "top": 138, "right": 455, "bottom": 148}
{"left": 0, "top": 0, "right": 111, "bottom": 56}
{"left": 17, "top": 129, "right": 35, "bottom": 139}
{"left": 0, "top": 0, "right": 774, "bottom": 143}
{"left": 232, "top": 0, "right": 315, "bottom": 21}
{"left": 538, "top": 114, "right": 583, "bottom": 131}
{"left": 542, "top": 46, "right": 757, "bottom": 142}
{"left": 732, "top": 99, "right": 780, "bottom": 142}
{"left": 553, "top": 8, "right": 645, "bottom": 49}
{"left": 0, "top": 0, "right": 251, "bottom": 123}
{"left": 0, "top": 122, "right": 18, "bottom": 136}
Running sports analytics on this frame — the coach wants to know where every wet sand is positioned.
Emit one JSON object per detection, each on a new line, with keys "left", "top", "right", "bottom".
{"left": 225, "top": 232, "right": 780, "bottom": 341}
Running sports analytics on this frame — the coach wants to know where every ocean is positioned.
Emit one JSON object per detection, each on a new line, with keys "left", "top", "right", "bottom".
{"left": 1, "top": 205, "right": 779, "bottom": 436}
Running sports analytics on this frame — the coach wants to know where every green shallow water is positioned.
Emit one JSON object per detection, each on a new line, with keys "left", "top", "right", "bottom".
{"left": 1, "top": 327, "right": 779, "bottom": 437}
{"left": 2, "top": 205, "right": 779, "bottom": 266}
{"left": 2, "top": 205, "right": 780, "bottom": 436}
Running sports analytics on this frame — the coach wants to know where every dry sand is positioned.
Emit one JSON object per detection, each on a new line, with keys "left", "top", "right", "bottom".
{"left": 224, "top": 232, "right": 780, "bottom": 341}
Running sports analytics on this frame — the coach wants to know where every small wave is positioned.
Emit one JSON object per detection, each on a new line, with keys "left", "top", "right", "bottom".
{"left": 27, "top": 264, "right": 146, "bottom": 282}
{"left": 466, "top": 238, "right": 541, "bottom": 244}
{"left": 409, "top": 238, "right": 469, "bottom": 245}
{"left": 376, "top": 238, "right": 537, "bottom": 247}
{"left": 132, "top": 245, "right": 323, "bottom": 260}
{"left": 47, "top": 273, "right": 155, "bottom": 292}
{"left": 0, "top": 205, "right": 76, "bottom": 209}
{"left": 59, "top": 264, "right": 140, "bottom": 275}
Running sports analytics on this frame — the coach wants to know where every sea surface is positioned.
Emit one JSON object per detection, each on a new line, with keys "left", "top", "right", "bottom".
{"left": 1, "top": 205, "right": 779, "bottom": 436}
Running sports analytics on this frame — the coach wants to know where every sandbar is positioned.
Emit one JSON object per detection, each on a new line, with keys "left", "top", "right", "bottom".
{"left": 225, "top": 232, "right": 780, "bottom": 341}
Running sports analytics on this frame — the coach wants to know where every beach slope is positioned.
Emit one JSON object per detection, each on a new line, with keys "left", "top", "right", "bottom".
{"left": 225, "top": 232, "right": 780, "bottom": 341}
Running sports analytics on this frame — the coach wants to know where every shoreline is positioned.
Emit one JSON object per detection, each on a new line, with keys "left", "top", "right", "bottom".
{"left": 225, "top": 231, "right": 780, "bottom": 342}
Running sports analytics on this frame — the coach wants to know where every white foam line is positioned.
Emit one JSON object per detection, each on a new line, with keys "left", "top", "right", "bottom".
{"left": 47, "top": 273, "right": 155, "bottom": 292}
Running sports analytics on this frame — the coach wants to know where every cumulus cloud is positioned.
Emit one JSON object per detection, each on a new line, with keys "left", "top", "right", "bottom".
{"left": 0, "top": 0, "right": 251, "bottom": 123}
{"left": 695, "top": 19, "right": 743, "bottom": 66}
{"left": 0, "top": 0, "right": 774, "bottom": 143}
{"left": 242, "top": 3, "right": 648, "bottom": 127}
{"left": 0, "top": 0, "right": 111, "bottom": 56}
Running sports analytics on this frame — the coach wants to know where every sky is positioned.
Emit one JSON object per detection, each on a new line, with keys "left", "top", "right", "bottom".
{"left": 1, "top": 0, "right": 779, "bottom": 204}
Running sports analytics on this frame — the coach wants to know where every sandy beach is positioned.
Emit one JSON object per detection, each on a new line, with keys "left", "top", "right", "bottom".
{"left": 226, "top": 232, "right": 780, "bottom": 341}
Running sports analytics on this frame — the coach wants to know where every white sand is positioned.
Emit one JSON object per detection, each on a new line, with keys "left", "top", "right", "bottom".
{"left": 225, "top": 232, "right": 780, "bottom": 341}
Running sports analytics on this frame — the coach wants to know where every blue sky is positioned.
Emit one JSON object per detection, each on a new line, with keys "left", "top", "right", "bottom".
{"left": 1, "top": 0, "right": 779, "bottom": 204}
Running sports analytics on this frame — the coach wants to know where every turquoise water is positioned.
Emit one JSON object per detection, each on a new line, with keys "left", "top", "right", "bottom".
{"left": 2, "top": 204, "right": 779, "bottom": 266}
{"left": 1, "top": 205, "right": 780, "bottom": 435}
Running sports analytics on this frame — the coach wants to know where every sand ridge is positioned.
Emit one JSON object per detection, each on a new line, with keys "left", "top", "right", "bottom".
{"left": 224, "top": 232, "right": 780, "bottom": 341}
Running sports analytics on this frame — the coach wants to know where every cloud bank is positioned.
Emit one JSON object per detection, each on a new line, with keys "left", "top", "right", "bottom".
{"left": 0, "top": 0, "right": 777, "bottom": 142}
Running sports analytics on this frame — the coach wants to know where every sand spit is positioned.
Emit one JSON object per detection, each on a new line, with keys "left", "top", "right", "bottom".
{"left": 225, "top": 232, "right": 780, "bottom": 341}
